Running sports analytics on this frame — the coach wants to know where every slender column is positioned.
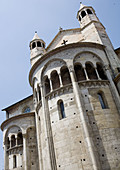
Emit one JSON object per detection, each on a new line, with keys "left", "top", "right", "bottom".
{"left": 95, "top": 68, "right": 101, "bottom": 80}
{"left": 37, "top": 86, "right": 40, "bottom": 102}
{"left": 23, "top": 134, "right": 27, "bottom": 170}
{"left": 58, "top": 73, "right": 63, "bottom": 87}
{"left": 49, "top": 78, "right": 53, "bottom": 91}
{"left": 35, "top": 83, "right": 43, "bottom": 170}
{"left": 69, "top": 66, "right": 100, "bottom": 170}
{"left": 4, "top": 145, "right": 8, "bottom": 170}
{"left": 40, "top": 83, "right": 57, "bottom": 170}
{"left": 104, "top": 65, "right": 120, "bottom": 114}
{"left": 84, "top": 67, "right": 89, "bottom": 80}
{"left": 10, "top": 139, "right": 11, "bottom": 148}
{"left": 15, "top": 135, "right": 18, "bottom": 146}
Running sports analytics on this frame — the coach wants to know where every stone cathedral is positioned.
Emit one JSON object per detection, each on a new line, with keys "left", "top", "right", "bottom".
{"left": 1, "top": 3, "right": 120, "bottom": 170}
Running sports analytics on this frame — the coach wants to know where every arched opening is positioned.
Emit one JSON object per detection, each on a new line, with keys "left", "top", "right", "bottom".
{"left": 74, "top": 63, "right": 86, "bottom": 81}
{"left": 51, "top": 71, "right": 60, "bottom": 90}
{"left": 17, "top": 133, "right": 23, "bottom": 145}
{"left": 6, "top": 137, "right": 10, "bottom": 149}
{"left": 97, "top": 63, "right": 107, "bottom": 80}
{"left": 13, "top": 155, "right": 17, "bottom": 168}
{"left": 98, "top": 92, "right": 108, "bottom": 109}
{"left": 79, "top": 15, "right": 81, "bottom": 21}
{"left": 87, "top": 9, "right": 93, "bottom": 14}
{"left": 81, "top": 11, "right": 86, "bottom": 18}
{"left": 32, "top": 42, "right": 36, "bottom": 49}
{"left": 11, "top": 135, "right": 16, "bottom": 147}
{"left": 44, "top": 76, "right": 51, "bottom": 94}
{"left": 60, "top": 66, "right": 71, "bottom": 85}
{"left": 57, "top": 100, "right": 66, "bottom": 119}
{"left": 37, "top": 41, "right": 41, "bottom": 47}
{"left": 85, "top": 63, "right": 98, "bottom": 80}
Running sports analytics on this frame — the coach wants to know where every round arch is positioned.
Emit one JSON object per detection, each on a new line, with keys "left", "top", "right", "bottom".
{"left": 73, "top": 51, "right": 105, "bottom": 67}
{"left": 40, "top": 58, "right": 66, "bottom": 82}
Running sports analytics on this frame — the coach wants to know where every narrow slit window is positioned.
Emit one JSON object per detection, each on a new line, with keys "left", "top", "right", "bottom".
{"left": 13, "top": 155, "right": 17, "bottom": 168}
{"left": 58, "top": 100, "right": 66, "bottom": 119}
{"left": 98, "top": 93, "right": 108, "bottom": 109}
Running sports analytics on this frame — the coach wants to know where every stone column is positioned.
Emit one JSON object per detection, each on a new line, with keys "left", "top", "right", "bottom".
{"left": 69, "top": 65, "right": 100, "bottom": 170}
{"left": 49, "top": 78, "right": 53, "bottom": 91}
{"left": 40, "top": 83, "right": 57, "bottom": 170}
{"left": 95, "top": 68, "right": 101, "bottom": 80}
{"left": 84, "top": 67, "right": 89, "bottom": 80}
{"left": 35, "top": 83, "right": 43, "bottom": 170}
{"left": 58, "top": 73, "right": 63, "bottom": 87}
{"left": 4, "top": 145, "right": 8, "bottom": 170}
{"left": 23, "top": 134, "right": 27, "bottom": 170}
{"left": 37, "top": 87, "right": 40, "bottom": 102}
{"left": 10, "top": 139, "right": 12, "bottom": 148}
{"left": 15, "top": 135, "right": 18, "bottom": 146}
{"left": 104, "top": 65, "right": 120, "bottom": 114}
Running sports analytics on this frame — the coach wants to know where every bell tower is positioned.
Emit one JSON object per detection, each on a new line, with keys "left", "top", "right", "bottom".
{"left": 77, "top": 3, "right": 99, "bottom": 29}
{"left": 29, "top": 32, "right": 46, "bottom": 66}
{"left": 77, "top": 3, "right": 120, "bottom": 73}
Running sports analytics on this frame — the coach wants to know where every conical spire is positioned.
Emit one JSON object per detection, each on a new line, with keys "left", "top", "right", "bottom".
{"left": 32, "top": 31, "right": 40, "bottom": 41}
{"left": 79, "top": 2, "right": 85, "bottom": 10}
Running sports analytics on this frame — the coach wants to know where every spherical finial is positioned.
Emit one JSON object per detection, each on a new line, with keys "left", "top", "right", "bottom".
{"left": 80, "top": 2, "right": 82, "bottom": 4}
{"left": 35, "top": 31, "right": 37, "bottom": 33}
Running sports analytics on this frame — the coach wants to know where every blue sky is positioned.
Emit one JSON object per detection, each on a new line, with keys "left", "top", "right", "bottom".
{"left": 0, "top": 0, "right": 120, "bottom": 169}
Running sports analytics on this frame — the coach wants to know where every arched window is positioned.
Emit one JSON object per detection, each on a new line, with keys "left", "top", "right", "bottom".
{"left": 74, "top": 64, "right": 86, "bottom": 81}
{"left": 44, "top": 76, "right": 51, "bottom": 94}
{"left": 81, "top": 11, "right": 86, "bottom": 18}
{"left": 37, "top": 41, "right": 41, "bottom": 47}
{"left": 98, "top": 92, "right": 108, "bottom": 109}
{"left": 6, "top": 137, "right": 10, "bottom": 149}
{"left": 51, "top": 71, "right": 60, "bottom": 90}
{"left": 60, "top": 66, "right": 71, "bottom": 85}
{"left": 86, "top": 63, "right": 98, "bottom": 80}
{"left": 17, "top": 133, "right": 23, "bottom": 145}
{"left": 58, "top": 100, "right": 66, "bottom": 119}
{"left": 96, "top": 63, "right": 107, "bottom": 80}
{"left": 11, "top": 135, "right": 16, "bottom": 147}
{"left": 13, "top": 155, "right": 17, "bottom": 168}
{"left": 32, "top": 42, "right": 36, "bottom": 49}
{"left": 87, "top": 9, "right": 93, "bottom": 14}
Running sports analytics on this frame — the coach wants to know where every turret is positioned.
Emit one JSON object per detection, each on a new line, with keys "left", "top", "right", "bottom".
{"left": 77, "top": 3, "right": 99, "bottom": 29}
{"left": 29, "top": 32, "right": 46, "bottom": 66}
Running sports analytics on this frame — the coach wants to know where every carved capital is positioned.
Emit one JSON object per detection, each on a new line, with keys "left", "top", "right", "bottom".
{"left": 39, "top": 83, "right": 43, "bottom": 88}
{"left": 69, "top": 65, "right": 74, "bottom": 73}
{"left": 104, "top": 65, "right": 109, "bottom": 71}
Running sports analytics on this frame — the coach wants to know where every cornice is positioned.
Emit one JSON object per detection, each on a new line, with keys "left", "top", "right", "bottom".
{"left": 1, "top": 112, "right": 35, "bottom": 131}
{"left": 29, "top": 42, "right": 105, "bottom": 86}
